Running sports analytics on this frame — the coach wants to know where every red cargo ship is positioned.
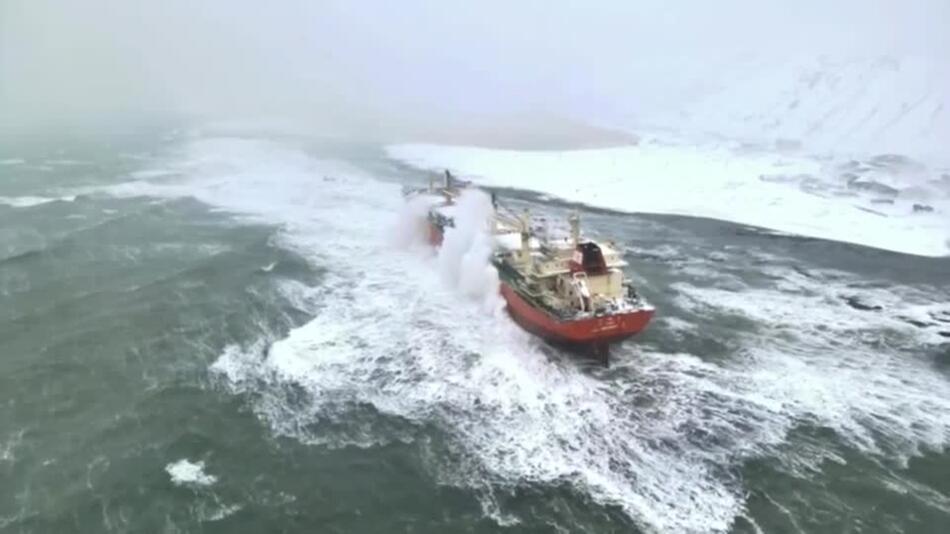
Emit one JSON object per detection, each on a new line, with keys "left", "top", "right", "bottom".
{"left": 404, "top": 171, "right": 654, "bottom": 364}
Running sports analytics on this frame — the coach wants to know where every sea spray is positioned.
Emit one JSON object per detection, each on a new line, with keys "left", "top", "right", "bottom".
{"left": 392, "top": 189, "right": 503, "bottom": 314}
{"left": 392, "top": 193, "right": 435, "bottom": 249}
{"left": 436, "top": 190, "right": 504, "bottom": 315}
{"left": 458, "top": 230, "right": 504, "bottom": 314}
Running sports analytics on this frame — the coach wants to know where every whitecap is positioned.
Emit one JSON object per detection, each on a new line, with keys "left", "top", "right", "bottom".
{"left": 0, "top": 195, "right": 76, "bottom": 208}
{"left": 165, "top": 459, "right": 217, "bottom": 487}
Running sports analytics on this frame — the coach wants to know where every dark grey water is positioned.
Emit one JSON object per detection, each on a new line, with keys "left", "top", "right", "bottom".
{"left": 1, "top": 128, "right": 948, "bottom": 533}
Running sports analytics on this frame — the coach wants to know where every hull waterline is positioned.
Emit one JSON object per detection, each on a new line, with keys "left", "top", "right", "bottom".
{"left": 500, "top": 283, "right": 654, "bottom": 346}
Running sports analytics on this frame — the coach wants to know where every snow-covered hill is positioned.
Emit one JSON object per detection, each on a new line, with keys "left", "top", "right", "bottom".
{"left": 388, "top": 139, "right": 950, "bottom": 257}
{"left": 389, "top": 55, "right": 950, "bottom": 257}
{"left": 653, "top": 56, "right": 950, "bottom": 164}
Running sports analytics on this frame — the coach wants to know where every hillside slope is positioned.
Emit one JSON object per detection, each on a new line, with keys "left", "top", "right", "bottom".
{"left": 661, "top": 56, "right": 949, "bottom": 163}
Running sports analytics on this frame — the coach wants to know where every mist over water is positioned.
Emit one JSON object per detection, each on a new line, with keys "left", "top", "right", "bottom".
{"left": 2, "top": 0, "right": 948, "bottom": 149}
{"left": 2, "top": 2, "right": 950, "bottom": 533}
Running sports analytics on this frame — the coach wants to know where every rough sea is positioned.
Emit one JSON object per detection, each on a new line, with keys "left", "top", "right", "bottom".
{"left": 1, "top": 126, "right": 948, "bottom": 533}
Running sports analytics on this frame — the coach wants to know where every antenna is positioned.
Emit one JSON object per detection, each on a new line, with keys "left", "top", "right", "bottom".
{"left": 569, "top": 211, "right": 580, "bottom": 247}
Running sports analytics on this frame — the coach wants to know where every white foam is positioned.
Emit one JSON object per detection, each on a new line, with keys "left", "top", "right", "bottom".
{"left": 0, "top": 195, "right": 76, "bottom": 208}
{"left": 130, "top": 168, "right": 177, "bottom": 180}
{"left": 671, "top": 266, "right": 950, "bottom": 464}
{"left": 202, "top": 503, "right": 242, "bottom": 521}
{"left": 387, "top": 143, "right": 950, "bottom": 257}
{"left": 118, "top": 135, "right": 949, "bottom": 532}
{"left": 45, "top": 158, "right": 89, "bottom": 166}
{"left": 0, "top": 158, "right": 25, "bottom": 166}
{"left": 166, "top": 459, "right": 217, "bottom": 487}
{"left": 122, "top": 136, "right": 739, "bottom": 530}
{"left": 0, "top": 430, "right": 24, "bottom": 463}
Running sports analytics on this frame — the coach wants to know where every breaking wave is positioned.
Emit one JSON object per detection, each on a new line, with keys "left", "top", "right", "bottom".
{"left": 108, "top": 135, "right": 950, "bottom": 533}
{"left": 435, "top": 190, "right": 504, "bottom": 314}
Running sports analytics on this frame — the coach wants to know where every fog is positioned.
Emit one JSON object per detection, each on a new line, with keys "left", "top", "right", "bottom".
{"left": 1, "top": 0, "right": 947, "bottom": 140}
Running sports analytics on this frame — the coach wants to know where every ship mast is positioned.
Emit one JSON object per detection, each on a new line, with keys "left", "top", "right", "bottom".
{"left": 569, "top": 211, "right": 580, "bottom": 247}
{"left": 520, "top": 209, "right": 533, "bottom": 268}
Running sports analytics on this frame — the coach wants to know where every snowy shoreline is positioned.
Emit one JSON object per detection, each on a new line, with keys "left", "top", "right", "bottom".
{"left": 387, "top": 141, "right": 950, "bottom": 258}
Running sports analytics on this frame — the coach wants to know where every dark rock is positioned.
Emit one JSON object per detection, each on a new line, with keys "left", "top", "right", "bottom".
{"left": 848, "top": 179, "right": 899, "bottom": 196}
{"left": 800, "top": 176, "right": 832, "bottom": 194}
{"left": 913, "top": 203, "right": 934, "bottom": 213}
{"left": 856, "top": 206, "right": 888, "bottom": 217}
{"left": 869, "top": 153, "right": 922, "bottom": 170}
{"left": 837, "top": 163, "right": 865, "bottom": 178}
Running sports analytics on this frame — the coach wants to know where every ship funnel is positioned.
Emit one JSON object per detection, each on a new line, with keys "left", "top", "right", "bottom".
{"left": 569, "top": 212, "right": 580, "bottom": 247}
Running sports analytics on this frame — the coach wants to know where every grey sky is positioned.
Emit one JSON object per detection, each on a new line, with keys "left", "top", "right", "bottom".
{"left": 1, "top": 0, "right": 946, "bottom": 135}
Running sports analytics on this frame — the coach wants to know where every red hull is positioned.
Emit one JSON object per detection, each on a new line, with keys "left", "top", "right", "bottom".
{"left": 427, "top": 222, "right": 444, "bottom": 246}
{"left": 500, "top": 283, "right": 653, "bottom": 346}
{"left": 424, "top": 217, "right": 652, "bottom": 349}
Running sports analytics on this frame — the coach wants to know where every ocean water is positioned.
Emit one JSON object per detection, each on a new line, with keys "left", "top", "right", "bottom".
{"left": 1, "top": 127, "right": 948, "bottom": 533}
